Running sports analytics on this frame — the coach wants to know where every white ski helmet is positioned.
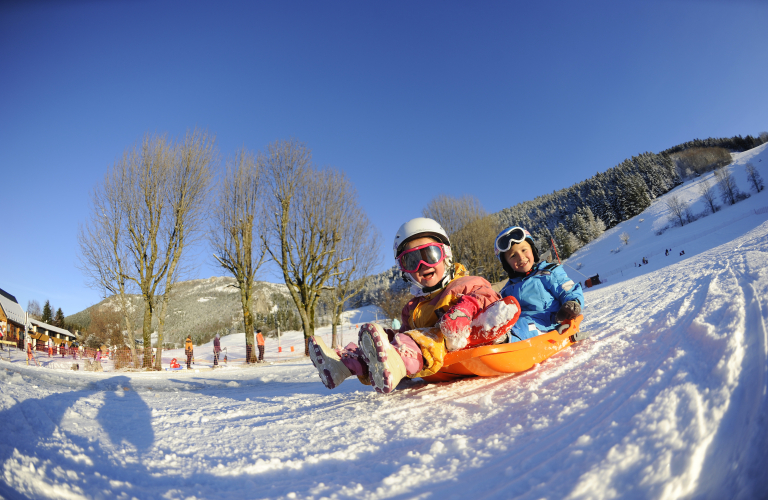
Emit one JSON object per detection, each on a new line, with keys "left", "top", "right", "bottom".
{"left": 393, "top": 217, "right": 454, "bottom": 293}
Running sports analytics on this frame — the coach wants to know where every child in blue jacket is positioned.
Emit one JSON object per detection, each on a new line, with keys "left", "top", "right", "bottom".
{"left": 494, "top": 227, "right": 584, "bottom": 342}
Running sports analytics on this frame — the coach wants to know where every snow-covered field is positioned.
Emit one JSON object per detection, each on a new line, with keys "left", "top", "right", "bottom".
{"left": 1, "top": 145, "right": 767, "bottom": 499}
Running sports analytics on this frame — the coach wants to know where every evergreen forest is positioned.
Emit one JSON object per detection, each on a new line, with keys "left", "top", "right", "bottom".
{"left": 496, "top": 134, "right": 766, "bottom": 259}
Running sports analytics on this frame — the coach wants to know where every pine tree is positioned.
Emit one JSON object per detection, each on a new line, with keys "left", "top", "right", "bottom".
{"left": 54, "top": 308, "right": 65, "bottom": 329}
{"left": 41, "top": 300, "right": 53, "bottom": 324}
{"left": 569, "top": 212, "right": 589, "bottom": 244}
{"left": 581, "top": 206, "right": 606, "bottom": 240}
{"left": 553, "top": 223, "right": 580, "bottom": 259}
{"left": 618, "top": 174, "right": 651, "bottom": 219}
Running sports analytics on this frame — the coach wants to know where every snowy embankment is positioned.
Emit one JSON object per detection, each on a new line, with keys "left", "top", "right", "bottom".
{"left": 1, "top": 145, "right": 767, "bottom": 499}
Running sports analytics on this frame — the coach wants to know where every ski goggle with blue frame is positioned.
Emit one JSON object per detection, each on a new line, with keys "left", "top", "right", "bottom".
{"left": 494, "top": 227, "right": 531, "bottom": 256}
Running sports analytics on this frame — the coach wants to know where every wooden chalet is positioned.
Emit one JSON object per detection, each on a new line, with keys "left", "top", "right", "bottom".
{"left": 28, "top": 318, "right": 76, "bottom": 348}
{"left": 0, "top": 287, "right": 26, "bottom": 347}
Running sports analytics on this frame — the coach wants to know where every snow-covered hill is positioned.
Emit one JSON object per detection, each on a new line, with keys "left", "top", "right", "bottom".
{"left": 1, "top": 145, "right": 767, "bottom": 499}
{"left": 566, "top": 143, "right": 768, "bottom": 287}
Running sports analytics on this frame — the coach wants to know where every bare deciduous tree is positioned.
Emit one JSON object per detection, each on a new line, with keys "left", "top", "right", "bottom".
{"left": 714, "top": 166, "right": 740, "bottom": 206}
{"left": 665, "top": 194, "right": 690, "bottom": 226}
{"left": 80, "top": 130, "right": 214, "bottom": 369}
{"left": 620, "top": 232, "right": 630, "bottom": 245}
{"left": 670, "top": 147, "right": 731, "bottom": 176}
{"left": 374, "top": 288, "right": 412, "bottom": 325}
{"left": 210, "top": 147, "right": 267, "bottom": 363}
{"left": 26, "top": 300, "right": 42, "bottom": 320}
{"left": 745, "top": 162, "right": 764, "bottom": 193}
{"left": 261, "top": 139, "right": 363, "bottom": 354}
{"left": 79, "top": 160, "right": 139, "bottom": 365}
{"left": 325, "top": 204, "right": 381, "bottom": 348}
{"left": 87, "top": 306, "right": 124, "bottom": 347}
{"left": 697, "top": 178, "right": 719, "bottom": 214}
{"left": 423, "top": 194, "right": 503, "bottom": 281}
{"left": 152, "top": 130, "right": 215, "bottom": 370}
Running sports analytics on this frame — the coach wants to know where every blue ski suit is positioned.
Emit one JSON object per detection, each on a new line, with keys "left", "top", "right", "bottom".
{"left": 499, "top": 262, "right": 584, "bottom": 341}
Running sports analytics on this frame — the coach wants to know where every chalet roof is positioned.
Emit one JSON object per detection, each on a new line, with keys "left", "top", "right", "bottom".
{"left": 0, "top": 287, "right": 26, "bottom": 325}
{"left": 29, "top": 318, "right": 75, "bottom": 338}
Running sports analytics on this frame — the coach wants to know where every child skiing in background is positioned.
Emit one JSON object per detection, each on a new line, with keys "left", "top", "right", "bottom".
{"left": 494, "top": 227, "right": 584, "bottom": 341}
{"left": 309, "top": 217, "right": 520, "bottom": 394}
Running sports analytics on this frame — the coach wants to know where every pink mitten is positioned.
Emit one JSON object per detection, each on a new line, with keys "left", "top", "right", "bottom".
{"left": 439, "top": 295, "right": 482, "bottom": 350}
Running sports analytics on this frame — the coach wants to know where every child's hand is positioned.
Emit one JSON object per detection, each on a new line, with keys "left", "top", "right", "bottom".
{"left": 556, "top": 301, "right": 581, "bottom": 322}
{"left": 556, "top": 301, "right": 581, "bottom": 321}
{"left": 439, "top": 296, "right": 482, "bottom": 341}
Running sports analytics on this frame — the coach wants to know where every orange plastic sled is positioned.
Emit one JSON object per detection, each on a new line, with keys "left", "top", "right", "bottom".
{"left": 421, "top": 315, "right": 584, "bottom": 383}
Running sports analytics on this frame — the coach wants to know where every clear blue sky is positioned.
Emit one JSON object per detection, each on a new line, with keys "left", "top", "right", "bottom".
{"left": 1, "top": 0, "right": 766, "bottom": 317}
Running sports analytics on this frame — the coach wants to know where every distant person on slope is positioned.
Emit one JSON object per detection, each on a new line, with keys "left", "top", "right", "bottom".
{"left": 213, "top": 333, "right": 221, "bottom": 367}
{"left": 308, "top": 217, "right": 520, "bottom": 394}
{"left": 185, "top": 335, "right": 194, "bottom": 369}
{"left": 495, "top": 227, "right": 584, "bottom": 341}
{"left": 257, "top": 330, "right": 265, "bottom": 362}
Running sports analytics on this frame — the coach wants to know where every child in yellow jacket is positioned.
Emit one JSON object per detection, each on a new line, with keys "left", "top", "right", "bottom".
{"left": 309, "top": 218, "right": 520, "bottom": 394}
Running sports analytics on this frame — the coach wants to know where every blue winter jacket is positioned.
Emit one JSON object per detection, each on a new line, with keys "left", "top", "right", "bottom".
{"left": 499, "top": 262, "right": 584, "bottom": 341}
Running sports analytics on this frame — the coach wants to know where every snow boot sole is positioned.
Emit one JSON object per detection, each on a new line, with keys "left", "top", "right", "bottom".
{"left": 358, "top": 323, "right": 406, "bottom": 394}
{"left": 309, "top": 336, "right": 352, "bottom": 390}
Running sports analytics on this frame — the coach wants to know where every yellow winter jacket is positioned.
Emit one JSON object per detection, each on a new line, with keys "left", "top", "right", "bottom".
{"left": 185, "top": 338, "right": 193, "bottom": 355}
{"left": 400, "top": 263, "right": 499, "bottom": 330}
{"left": 399, "top": 263, "right": 500, "bottom": 377}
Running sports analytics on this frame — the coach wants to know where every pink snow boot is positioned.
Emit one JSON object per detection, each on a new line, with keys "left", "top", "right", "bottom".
{"left": 391, "top": 333, "right": 423, "bottom": 376}
{"left": 308, "top": 336, "right": 353, "bottom": 389}
{"left": 337, "top": 342, "right": 371, "bottom": 385}
{"left": 358, "top": 323, "right": 408, "bottom": 394}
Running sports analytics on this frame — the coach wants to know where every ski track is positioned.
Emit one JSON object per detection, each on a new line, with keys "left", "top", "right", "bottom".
{"left": 2, "top": 153, "right": 768, "bottom": 499}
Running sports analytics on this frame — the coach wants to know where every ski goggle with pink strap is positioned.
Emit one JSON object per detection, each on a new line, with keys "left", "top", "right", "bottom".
{"left": 396, "top": 243, "right": 446, "bottom": 273}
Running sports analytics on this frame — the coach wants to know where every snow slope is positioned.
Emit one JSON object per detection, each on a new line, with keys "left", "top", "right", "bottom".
{"left": 1, "top": 146, "right": 767, "bottom": 499}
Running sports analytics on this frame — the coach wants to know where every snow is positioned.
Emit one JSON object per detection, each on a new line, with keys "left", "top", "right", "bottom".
{"left": 2, "top": 147, "right": 768, "bottom": 498}
{"left": 470, "top": 297, "right": 519, "bottom": 330}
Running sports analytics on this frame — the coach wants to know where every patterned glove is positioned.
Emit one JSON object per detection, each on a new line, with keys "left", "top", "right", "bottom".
{"left": 556, "top": 300, "right": 581, "bottom": 322}
{"left": 439, "top": 305, "right": 472, "bottom": 337}
{"left": 439, "top": 295, "right": 483, "bottom": 350}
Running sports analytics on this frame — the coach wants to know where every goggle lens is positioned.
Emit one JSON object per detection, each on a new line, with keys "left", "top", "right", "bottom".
{"left": 495, "top": 227, "right": 528, "bottom": 254}
{"left": 398, "top": 243, "right": 444, "bottom": 273}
